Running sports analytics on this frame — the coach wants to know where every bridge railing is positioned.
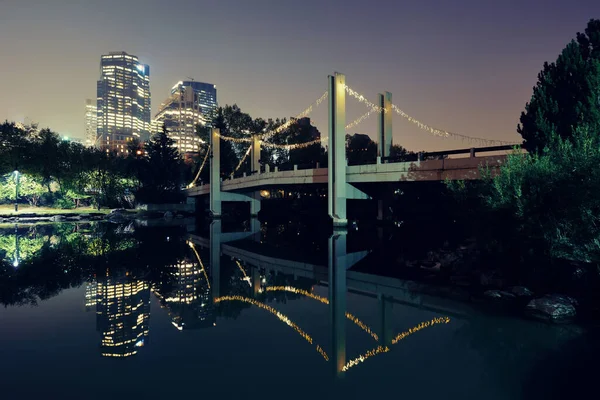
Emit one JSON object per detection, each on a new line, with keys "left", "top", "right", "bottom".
{"left": 381, "top": 144, "right": 521, "bottom": 163}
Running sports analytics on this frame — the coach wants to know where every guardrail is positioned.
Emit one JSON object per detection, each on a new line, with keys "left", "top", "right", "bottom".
{"left": 382, "top": 144, "right": 520, "bottom": 163}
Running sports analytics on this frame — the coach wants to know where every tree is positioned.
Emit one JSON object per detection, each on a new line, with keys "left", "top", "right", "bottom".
{"left": 518, "top": 19, "right": 600, "bottom": 152}
{"left": 286, "top": 118, "right": 323, "bottom": 167}
{"left": 30, "top": 128, "right": 61, "bottom": 191}
{"left": 0, "top": 173, "right": 45, "bottom": 206}
{"left": 448, "top": 128, "right": 600, "bottom": 265}
{"left": 346, "top": 133, "right": 377, "bottom": 165}
{"left": 0, "top": 121, "right": 32, "bottom": 176}
{"left": 389, "top": 144, "right": 415, "bottom": 161}
{"left": 137, "top": 125, "right": 184, "bottom": 203}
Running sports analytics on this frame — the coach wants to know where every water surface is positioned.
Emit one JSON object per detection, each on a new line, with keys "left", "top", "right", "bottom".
{"left": 0, "top": 221, "right": 593, "bottom": 399}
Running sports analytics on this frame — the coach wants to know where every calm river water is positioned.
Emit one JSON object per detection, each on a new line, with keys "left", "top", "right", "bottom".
{"left": 0, "top": 220, "right": 597, "bottom": 399}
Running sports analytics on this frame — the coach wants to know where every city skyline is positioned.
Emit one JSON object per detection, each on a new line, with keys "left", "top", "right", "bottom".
{"left": 1, "top": 0, "right": 600, "bottom": 151}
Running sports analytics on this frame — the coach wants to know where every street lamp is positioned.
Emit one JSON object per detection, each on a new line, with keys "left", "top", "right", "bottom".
{"left": 13, "top": 170, "right": 19, "bottom": 212}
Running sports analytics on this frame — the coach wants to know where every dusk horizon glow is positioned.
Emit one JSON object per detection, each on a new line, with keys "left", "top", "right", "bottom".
{"left": 1, "top": 0, "right": 599, "bottom": 151}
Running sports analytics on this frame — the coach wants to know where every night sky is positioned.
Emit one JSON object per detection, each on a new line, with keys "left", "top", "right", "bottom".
{"left": 1, "top": 0, "right": 599, "bottom": 151}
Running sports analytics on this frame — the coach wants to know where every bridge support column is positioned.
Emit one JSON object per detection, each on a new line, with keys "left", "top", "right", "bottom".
{"left": 250, "top": 191, "right": 261, "bottom": 218}
{"left": 378, "top": 294, "right": 393, "bottom": 347}
{"left": 329, "top": 231, "right": 347, "bottom": 377}
{"left": 252, "top": 267, "right": 262, "bottom": 297}
{"left": 209, "top": 220, "right": 222, "bottom": 301}
{"left": 210, "top": 128, "right": 221, "bottom": 218}
{"left": 250, "top": 217, "right": 261, "bottom": 242}
{"left": 328, "top": 72, "right": 347, "bottom": 227}
{"left": 251, "top": 134, "right": 261, "bottom": 174}
{"left": 377, "top": 92, "right": 393, "bottom": 160}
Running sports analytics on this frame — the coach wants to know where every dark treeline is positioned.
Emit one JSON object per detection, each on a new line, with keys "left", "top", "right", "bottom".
{"left": 444, "top": 19, "right": 600, "bottom": 305}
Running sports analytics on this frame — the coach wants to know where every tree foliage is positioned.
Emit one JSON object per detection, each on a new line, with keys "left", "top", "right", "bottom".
{"left": 518, "top": 19, "right": 600, "bottom": 152}
{"left": 485, "top": 129, "right": 600, "bottom": 263}
{"left": 136, "top": 126, "right": 184, "bottom": 204}
{"left": 448, "top": 129, "right": 600, "bottom": 264}
{"left": 0, "top": 173, "right": 45, "bottom": 206}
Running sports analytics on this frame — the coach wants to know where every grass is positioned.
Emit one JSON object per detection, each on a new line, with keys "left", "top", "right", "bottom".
{"left": 0, "top": 204, "right": 112, "bottom": 217}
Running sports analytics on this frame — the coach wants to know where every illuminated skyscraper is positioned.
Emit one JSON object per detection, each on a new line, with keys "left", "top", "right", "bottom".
{"left": 97, "top": 52, "right": 151, "bottom": 153}
{"left": 84, "top": 99, "right": 97, "bottom": 147}
{"left": 91, "top": 274, "right": 151, "bottom": 358}
{"left": 153, "top": 259, "right": 214, "bottom": 330}
{"left": 153, "top": 81, "right": 217, "bottom": 154}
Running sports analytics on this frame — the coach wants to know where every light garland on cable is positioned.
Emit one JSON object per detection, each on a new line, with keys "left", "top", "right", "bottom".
{"left": 261, "top": 138, "right": 323, "bottom": 150}
{"left": 344, "top": 85, "right": 385, "bottom": 113}
{"left": 214, "top": 295, "right": 329, "bottom": 361}
{"left": 187, "top": 242, "right": 211, "bottom": 289}
{"left": 230, "top": 144, "right": 253, "bottom": 177}
{"left": 265, "top": 286, "right": 378, "bottom": 341}
{"left": 215, "top": 132, "right": 253, "bottom": 143}
{"left": 235, "top": 260, "right": 252, "bottom": 286}
{"left": 187, "top": 145, "right": 210, "bottom": 188}
{"left": 341, "top": 345, "right": 390, "bottom": 372}
{"left": 391, "top": 316, "right": 450, "bottom": 344}
{"left": 345, "top": 84, "right": 517, "bottom": 146}
{"left": 391, "top": 104, "right": 519, "bottom": 146}
{"left": 346, "top": 106, "right": 379, "bottom": 131}
{"left": 341, "top": 316, "right": 452, "bottom": 372}
{"left": 260, "top": 91, "right": 328, "bottom": 140}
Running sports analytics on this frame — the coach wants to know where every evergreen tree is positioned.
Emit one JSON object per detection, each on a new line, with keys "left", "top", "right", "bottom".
{"left": 518, "top": 19, "right": 600, "bottom": 152}
{"left": 138, "top": 125, "right": 183, "bottom": 203}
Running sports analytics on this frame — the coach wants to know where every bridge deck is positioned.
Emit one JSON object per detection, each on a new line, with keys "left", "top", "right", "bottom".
{"left": 186, "top": 155, "right": 505, "bottom": 196}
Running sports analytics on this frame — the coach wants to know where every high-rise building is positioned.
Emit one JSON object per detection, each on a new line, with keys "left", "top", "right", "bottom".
{"left": 85, "top": 99, "right": 97, "bottom": 147}
{"left": 153, "top": 258, "right": 214, "bottom": 331}
{"left": 153, "top": 80, "right": 217, "bottom": 154}
{"left": 88, "top": 274, "right": 151, "bottom": 358}
{"left": 97, "top": 52, "right": 151, "bottom": 153}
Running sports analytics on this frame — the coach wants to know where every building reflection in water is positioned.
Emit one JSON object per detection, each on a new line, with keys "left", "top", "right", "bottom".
{"left": 153, "top": 258, "right": 215, "bottom": 331}
{"left": 85, "top": 273, "right": 151, "bottom": 358}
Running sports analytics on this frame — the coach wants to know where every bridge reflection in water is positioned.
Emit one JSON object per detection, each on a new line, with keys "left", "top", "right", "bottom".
{"left": 183, "top": 219, "right": 456, "bottom": 377}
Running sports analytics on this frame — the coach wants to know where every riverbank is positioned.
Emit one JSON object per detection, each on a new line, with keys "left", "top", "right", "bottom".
{"left": 0, "top": 205, "right": 196, "bottom": 226}
{"left": 0, "top": 205, "right": 111, "bottom": 217}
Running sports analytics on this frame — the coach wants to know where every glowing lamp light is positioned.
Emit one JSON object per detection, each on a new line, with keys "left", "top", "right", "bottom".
{"left": 13, "top": 259, "right": 19, "bottom": 267}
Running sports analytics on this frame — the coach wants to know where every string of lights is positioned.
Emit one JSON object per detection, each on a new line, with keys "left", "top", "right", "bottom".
{"left": 266, "top": 286, "right": 328, "bottom": 304}
{"left": 345, "top": 84, "right": 517, "bottom": 146}
{"left": 230, "top": 144, "right": 253, "bottom": 177}
{"left": 391, "top": 104, "right": 518, "bottom": 146}
{"left": 346, "top": 106, "right": 379, "bottom": 131}
{"left": 344, "top": 85, "right": 385, "bottom": 113}
{"left": 261, "top": 138, "right": 323, "bottom": 150}
{"left": 187, "top": 145, "right": 211, "bottom": 188}
{"left": 341, "top": 345, "right": 390, "bottom": 372}
{"left": 235, "top": 260, "right": 252, "bottom": 286}
{"left": 260, "top": 91, "right": 328, "bottom": 140}
{"left": 391, "top": 316, "right": 451, "bottom": 344}
{"left": 214, "top": 295, "right": 329, "bottom": 361}
{"left": 187, "top": 242, "right": 210, "bottom": 289}
{"left": 345, "top": 312, "right": 379, "bottom": 341}
{"left": 341, "top": 316, "right": 452, "bottom": 372}
{"left": 265, "top": 286, "right": 378, "bottom": 341}
{"left": 215, "top": 132, "right": 253, "bottom": 143}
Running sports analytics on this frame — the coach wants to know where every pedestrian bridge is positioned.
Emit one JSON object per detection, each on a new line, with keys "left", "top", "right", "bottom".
{"left": 185, "top": 152, "right": 507, "bottom": 197}
{"left": 185, "top": 72, "right": 519, "bottom": 226}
